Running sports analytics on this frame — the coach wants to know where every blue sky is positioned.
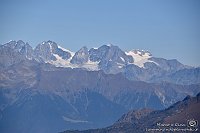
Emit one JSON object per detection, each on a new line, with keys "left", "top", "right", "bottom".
{"left": 0, "top": 0, "right": 200, "bottom": 66}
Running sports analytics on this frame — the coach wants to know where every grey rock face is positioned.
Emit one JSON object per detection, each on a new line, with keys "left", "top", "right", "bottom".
{"left": 70, "top": 46, "right": 89, "bottom": 65}
{"left": 34, "top": 41, "right": 57, "bottom": 62}
{"left": 34, "top": 40, "right": 71, "bottom": 62}
{"left": 123, "top": 57, "right": 190, "bottom": 83}
{"left": 0, "top": 40, "right": 33, "bottom": 67}
{"left": 89, "top": 45, "right": 110, "bottom": 62}
{"left": 4, "top": 40, "right": 34, "bottom": 58}
{"left": 149, "top": 57, "right": 186, "bottom": 72}
{"left": 89, "top": 45, "right": 133, "bottom": 73}
{"left": 56, "top": 47, "right": 71, "bottom": 60}
{"left": 0, "top": 46, "right": 25, "bottom": 67}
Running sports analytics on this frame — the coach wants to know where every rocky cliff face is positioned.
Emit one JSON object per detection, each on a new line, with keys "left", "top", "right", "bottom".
{"left": 70, "top": 46, "right": 89, "bottom": 65}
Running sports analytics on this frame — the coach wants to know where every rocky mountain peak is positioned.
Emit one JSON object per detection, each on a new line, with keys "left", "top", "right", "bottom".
{"left": 0, "top": 40, "right": 193, "bottom": 81}
{"left": 34, "top": 41, "right": 73, "bottom": 62}
{"left": 3, "top": 40, "right": 17, "bottom": 48}
{"left": 34, "top": 41, "right": 57, "bottom": 61}
{"left": 70, "top": 46, "right": 89, "bottom": 65}
{"left": 128, "top": 49, "right": 152, "bottom": 57}
{"left": 78, "top": 46, "right": 88, "bottom": 54}
{"left": 37, "top": 40, "right": 58, "bottom": 52}
{"left": 1, "top": 40, "right": 34, "bottom": 60}
{"left": 3, "top": 40, "right": 27, "bottom": 50}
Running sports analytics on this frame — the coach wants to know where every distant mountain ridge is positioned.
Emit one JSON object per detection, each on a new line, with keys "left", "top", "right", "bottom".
{"left": 1, "top": 40, "right": 199, "bottom": 84}
{"left": 0, "top": 40, "right": 185, "bottom": 70}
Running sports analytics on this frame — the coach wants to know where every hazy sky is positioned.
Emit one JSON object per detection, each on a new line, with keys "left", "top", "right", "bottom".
{"left": 0, "top": 0, "right": 200, "bottom": 66}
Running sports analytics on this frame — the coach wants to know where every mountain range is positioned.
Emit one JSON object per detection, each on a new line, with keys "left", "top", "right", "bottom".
{"left": 0, "top": 40, "right": 199, "bottom": 133}
{"left": 1, "top": 40, "right": 199, "bottom": 84}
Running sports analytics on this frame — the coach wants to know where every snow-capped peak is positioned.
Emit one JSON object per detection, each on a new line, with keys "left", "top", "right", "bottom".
{"left": 128, "top": 49, "right": 152, "bottom": 57}
{"left": 58, "top": 45, "right": 74, "bottom": 57}
{"left": 106, "top": 43, "right": 113, "bottom": 47}
{"left": 92, "top": 47, "right": 98, "bottom": 50}
{"left": 126, "top": 49, "right": 154, "bottom": 68}
{"left": 49, "top": 43, "right": 53, "bottom": 53}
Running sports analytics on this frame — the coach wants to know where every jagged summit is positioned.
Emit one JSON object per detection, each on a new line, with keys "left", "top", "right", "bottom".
{"left": 128, "top": 49, "right": 152, "bottom": 56}
{"left": 70, "top": 46, "right": 89, "bottom": 65}
{"left": 0, "top": 40, "right": 190, "bottom": 79}
{"left": 126, "top": 49, "right": 153, "bottom": 68}
{"left": 1, "top": 40, "right": 34, "bottom": 61}
{"left": 3, "top": 40, "right": 27, "bottom": 49}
